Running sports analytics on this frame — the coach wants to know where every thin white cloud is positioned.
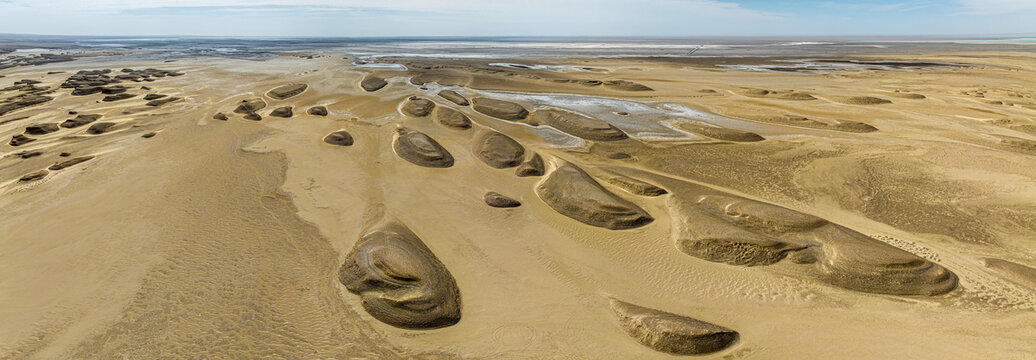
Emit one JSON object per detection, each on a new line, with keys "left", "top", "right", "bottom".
{"left": 956, "top": 0, "right": 1036, "bottom": 14}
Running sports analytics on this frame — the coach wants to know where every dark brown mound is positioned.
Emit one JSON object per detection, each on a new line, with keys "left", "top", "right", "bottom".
{"left": 0, "top": 94, "right": 52, "bottom": 116}
{"left": 270, "top": 106, "right": 293, "bottom": 118}
{"left": 143, "top": 93, "right": 166, "bottom": 100}
{"left": 402, "top": 96, "right": 435, "bottom": 117}
{"left": 146, "top": 96, "right": 181, "bottom": 106}
{"left": 839, "top": 96, "right": 892, "bottom": 105}
{"left": 679, "top": 193, "right": 958, "bottom": 295}
{"left": 484, "top": 192, "right": 521, "bottom": 208}
{"left": 393, "top": 127, "right": 454, "bottom": 168}
{"left": 472, "top": 98, "right": 528, "bottom": 120}
{"left": 338, "top": 219, "right": 461, "bottom": 329}
{"left": 674, "top": 122, "right": 764, "bottom": 142}
{"left": 71, "top": 87, "right": 102, "bottom": 96}
{"left": 531, "top": 109, "right": 627, "bottom": 141}
{"left": 670, "top": 196, "right": 805, "bottom": 266}
{"left": 603, "top": 80, "right": 653, "bottom": 91}
{"left": 434, "top": 107, "right": 471, "bottom": 130}
{"left": 10, "top": 134, "right": 36, "bottom": 146}
{"left": 18, "top": 151, "right": 43, "bottom": 159}
{"left": 536, "top": 163, "right": 653, "bottom": 230}
{"left": 86, "top": 122, "right": 116, "bottom": 134}
{"left": 48, "top": 155, "right": 94, "bottom": 170}
{"left": 604, "top": 174, "right": 667, "bottom": 196}
{"left": 243, "top": 113, "right": 262, "bottom": 121}
{"left": 213, "top": 113, "right": 228, "bottom": 121}
{"left": 100, "top": 85, "right": 127, "bottom": 94}
{"left": 141, "top": 132, "right": 156, "bottom": 138}
{"left": 307, "top": 106, "right": 328, "bottom": 116}
{"left": 472, "top": 131, "right": 524, "bottom": 168}
{"left": 515, "top": 153, "right": 545, "bottom": 177}
{"left": 832, "top": 120, "right": 878, "bottom": 132}
{"left": 19, "top": 170, "right": 48, "bottom": 182}
{"left": 610, "top": 299, "right": 738, "bottom": 355}
{"left": 437, "top": 90, "right": 469, "bottom": 106}
{"left": 360, "top": 76, "right": 388, "bottom": 92}
{"left": 233, "top": 98, "right": 267, "bottom": 114}
{"left": 892, "top": 92, "right": 926, "bottom": 99}
{"left": 24, "top": 123, "right": 60, "bottom": 135}
{"left": 266, "top": 83, "right": 308, "bottom": 100}
{"left": 60, "top": 114, "right": 101, "bottom": 128}
{"left": 102, "top": 93, "right": 136, "bottom": 102}
{"left": 323, "top": 130, "right": 354, "bottom": 146}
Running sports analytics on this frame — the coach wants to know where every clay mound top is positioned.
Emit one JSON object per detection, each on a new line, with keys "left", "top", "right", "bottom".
{"left": 437, "top": 90, "right": 469, "bottom": 106}
{"left": 472, "top": 97, "right": 529, "bottom": 120}
{"left": 610, "top": 299, "right": 738, "bottom": 355}
{"left": 837, "top": 96, "right": 892, "bottom": 105}
{"left": 266, "top": 83, "right": 308, "bottom": 100}
{"left": 360, "top": 76, "right": 388, "bottom": 92}
{"left": 532, "top": 109, "right": 628, "bottom": 141}
{"left": 674, "top": 122, "right": 764, "bottom": 142}
{"left": 233, "top": 98, "right": 267, "bottom": 114}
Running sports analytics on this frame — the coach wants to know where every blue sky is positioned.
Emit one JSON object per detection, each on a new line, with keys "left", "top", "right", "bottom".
{"left": 0, "top": 0, "right": 1033, "bottom": 37}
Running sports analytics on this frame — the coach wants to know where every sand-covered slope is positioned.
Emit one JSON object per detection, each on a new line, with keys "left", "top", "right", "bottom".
{"left": 2, "top": 51, "right": 1035, "bottom": 359}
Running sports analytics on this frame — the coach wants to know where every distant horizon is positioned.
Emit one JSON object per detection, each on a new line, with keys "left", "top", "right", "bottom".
{"left": 2, "top": 33, "right": 1035, "bottom": 41}
{"left": 1, "top": 1, "right": 1035, "bottom": 38}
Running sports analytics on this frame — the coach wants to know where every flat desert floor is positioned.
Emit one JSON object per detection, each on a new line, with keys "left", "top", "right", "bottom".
{"left": 2, "top": 48, "right": 1036, "bottom": 359}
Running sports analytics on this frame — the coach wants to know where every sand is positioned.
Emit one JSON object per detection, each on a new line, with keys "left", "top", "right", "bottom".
{"left": 2, "top": 48, "right": 1036, "bottom": 359}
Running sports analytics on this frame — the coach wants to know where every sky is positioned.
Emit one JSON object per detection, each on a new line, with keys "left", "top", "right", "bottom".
{"left": 0, "top": 0, "right": 1033, "bottom": 37}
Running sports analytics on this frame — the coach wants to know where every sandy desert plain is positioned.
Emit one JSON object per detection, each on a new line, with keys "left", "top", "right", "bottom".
{"left": 1, "top": 41, "right": 1036, "bottom": 359}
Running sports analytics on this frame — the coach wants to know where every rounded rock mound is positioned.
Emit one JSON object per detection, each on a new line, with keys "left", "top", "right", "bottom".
{"left": 610, "top": 299, "right": 738, "bottom": 355}
{"left": 531, "top": 109, "right": 627, "bottom": 141}
{"left": 393, "top": 127, "right": 454, "bottom": 168}
{"left": 472, "top": 131, "right": 525, "bottom": 168}
{"left": 472, "top": 98, "right": 528, "bottom": 120}
{"left": 338, "top": 219, "right": 461, "bottom": 329}
{"left": 536, "top": 162, "right": 653, "bottom": 230}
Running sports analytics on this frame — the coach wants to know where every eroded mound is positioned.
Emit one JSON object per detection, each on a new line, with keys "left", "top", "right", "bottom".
{"left": 669, "top": 196, "right": 805, "bottom": 266}
{"left": 484, "top": 192, "right": 521, "bottom": 208}
{"left": 838, "top": 96, "right": 892, "bottom": 105}
{"left": 61, "top": 114, "right": 101, "bottom": 128}
{"left": 307, "top": 106, "right": 328, "bottom": 116}
{"left": 402, "top": 96, "right": 435, "bottom": 117}
{"left": 213, "top": 113, "right": 228, "bottom": 121}
{"left": 610, "top": 299, "right": 738, "bottom": 355}
{"left": 102, "top": 93, "right": 136, "bottom": 102}
{"left": 472, "top": 97, "right": 529, "bottom": 120}
{"left": 668, "top": 192, "right": 959, "bottom": 295}
{"left": 338, "top": 219, "right": 461, "bottom": 329}
{"left": 674, "top": 122, "right": 764, "bottom": 142}
{"left": 233, "top": 98, "right": 267, "bottom": 114}
{"left": 434, "top": 107, "right": 471, "bottom": 130}
{"left": 10, "top": 134, "right": 35, "bottom": 146}
{"left": 266, "top": 83, "right": 308, "bottom": 100}
{"left": 604, "top": 173, "right": 667, "bottom": 196}
{"left": 19, "top": 170, "right": 48, "bottom": 182}
{"left": 472, "top": 131, "right": 525, "bottom": 168}
{"left": 49, "top": 155, "right": 94, "bottom": 170}
{"left": 437, "top": 90, "right": 469, "bottom": 106}
{"left": 270, "top": 106, "right": 293, "bottom": 118}
{"left": 86, "top": 122, "right": 116, "bottom": 134}
{"left": 361, "top": 76, "right": 388, "bottom": 92}
{"left": 25, "top": 123, "right": 60, "bottom": 135}
{"left": 515, "top": 153, "right": 545, "bottom": 177}
{"left": 393, "top": 127, "right": 454, "bottom": 168}
{"left": 531, "top": 109, "right": 627, "bottom": 141}
{"left": 323, "top": 130, "right": 354, "bottom": 146}
{"left": 536, "top": 163, "right": 653, "bottom": 229}
{"left": 146, "top": 97, "right": 181, "bottom": 107}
